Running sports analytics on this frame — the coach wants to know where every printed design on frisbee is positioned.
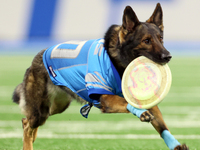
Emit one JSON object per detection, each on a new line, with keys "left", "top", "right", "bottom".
{"left": 128, "top": 63, "right": 161, "bottom": 101}
{"left": 122, "top": 56, "right": 172, "bottom": 109}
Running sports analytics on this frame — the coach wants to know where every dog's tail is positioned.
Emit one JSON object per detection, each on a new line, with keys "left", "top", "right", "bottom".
{"left": 12, "top": 83, "right": 23, "bottom": 104}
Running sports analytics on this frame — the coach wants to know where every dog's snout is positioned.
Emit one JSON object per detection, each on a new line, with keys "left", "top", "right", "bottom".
{"left": 161, "top": 53, "right": 172, "bottom": 62}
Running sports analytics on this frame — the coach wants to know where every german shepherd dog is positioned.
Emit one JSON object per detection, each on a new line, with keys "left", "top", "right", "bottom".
{"left": 13, "top": 3, "right": 189, "bottom": 150}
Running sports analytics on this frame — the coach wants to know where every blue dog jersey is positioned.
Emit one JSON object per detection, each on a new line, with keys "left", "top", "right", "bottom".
{"left": 43, "top": 39, "right": 122, "bottom": 106}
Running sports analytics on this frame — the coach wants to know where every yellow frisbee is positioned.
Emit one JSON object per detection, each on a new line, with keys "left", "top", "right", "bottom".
{"left": 122, "top": 56, "right": 172, "bottom": 109}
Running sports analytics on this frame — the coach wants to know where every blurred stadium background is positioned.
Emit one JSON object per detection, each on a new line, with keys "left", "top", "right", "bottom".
{"left": 0, "top": 0, "right": 200, "bottom": 149}
{"left": 0, "top": 0, "right": 200, "bottom": 55}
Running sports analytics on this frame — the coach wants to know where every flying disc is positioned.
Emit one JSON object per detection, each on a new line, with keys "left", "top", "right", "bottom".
{"left": 122, "top": 56, "right": 172, "bottom": 109}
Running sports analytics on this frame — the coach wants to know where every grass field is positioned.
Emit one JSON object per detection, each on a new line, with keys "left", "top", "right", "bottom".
{"left": 0, "top": 55, "right": 200, "bottom": 150}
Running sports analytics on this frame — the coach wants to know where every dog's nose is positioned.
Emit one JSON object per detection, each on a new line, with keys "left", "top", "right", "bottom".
{"left": 161, "top": 53, "right": 172, "bottom": 62}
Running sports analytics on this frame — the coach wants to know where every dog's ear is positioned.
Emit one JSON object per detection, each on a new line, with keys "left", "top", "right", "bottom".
{"left": 119, "top": 6, "right": 140, "bottom": 44}
{"left": 146, "top": 3, "right": 163, "bottom": 31}
{"left": 122, "top": 6, "right": 140, "bottom": 32}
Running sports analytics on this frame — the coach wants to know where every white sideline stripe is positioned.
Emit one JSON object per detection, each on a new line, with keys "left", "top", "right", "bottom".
{"left": 1, "top": 120, "right": 200, "bottom": 128}
{"left": 0, "top": 133, "right": 200, "bottom": 139}
{"left": 1, "top": 120, "right": 200, "bottom": 134}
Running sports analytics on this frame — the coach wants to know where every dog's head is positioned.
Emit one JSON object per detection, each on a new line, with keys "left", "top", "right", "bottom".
{"left": 105, "top": 3, "right": 171, "bottom": 72}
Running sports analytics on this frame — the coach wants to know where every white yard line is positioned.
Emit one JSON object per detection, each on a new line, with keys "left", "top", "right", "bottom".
{"left": 0, "top": 132, "right": 200, "bottom": 139}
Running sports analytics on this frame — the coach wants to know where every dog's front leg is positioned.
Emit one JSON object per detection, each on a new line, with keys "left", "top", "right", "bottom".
{"left": 100, "top": 94, "right": 153, "bottom": 122}
{"left": 100, "top": 95, "right": 188, "bottom": 150}
{"left": 148, "top": 106, "right": 169, "bottom": 134}
{"left": 100, "top": 94, "right": 129, "bottom": 113}
{"left": 148, "top": 106, "right": 189, "bottom": 150}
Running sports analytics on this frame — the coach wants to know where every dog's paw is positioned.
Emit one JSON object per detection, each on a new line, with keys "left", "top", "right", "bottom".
{"left": 174, "top": 144, "right": 189, "bottom": 150}
{"left": 140, "top": 110, "right": 154, "bottom": 122}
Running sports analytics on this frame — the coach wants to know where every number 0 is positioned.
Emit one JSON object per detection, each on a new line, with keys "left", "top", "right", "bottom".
{"left": 51, "top": 41, "right": 87, "bottom": 59}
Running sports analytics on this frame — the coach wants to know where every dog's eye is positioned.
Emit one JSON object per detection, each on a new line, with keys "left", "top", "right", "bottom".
{"left": 143, "top": 39, "right": 151, "bottom": 44}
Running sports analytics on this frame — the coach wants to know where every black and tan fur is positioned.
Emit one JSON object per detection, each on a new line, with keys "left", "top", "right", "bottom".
{"left": 13, "top": 3, "right": 188, "bottom": 150}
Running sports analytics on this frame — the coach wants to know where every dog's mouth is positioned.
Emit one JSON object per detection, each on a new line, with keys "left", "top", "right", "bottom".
{"left": 140, "top": 53, "right": 172, "bottom": 65}
{"left": 151, "top": 56, "right": 172, "bottom": 65}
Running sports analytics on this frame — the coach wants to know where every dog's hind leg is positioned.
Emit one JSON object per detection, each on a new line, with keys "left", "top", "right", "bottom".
{"left": 18, "top": 52, "right": 50, "bottom": 149}
{"left": 22, "top": 118, "right": 39, "bottom": 150}
{"left": 21, "top": 100, "right": 49, "bottom": 150}
{"left": 22, "top": 118, "right": 39, "bottom": 143}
